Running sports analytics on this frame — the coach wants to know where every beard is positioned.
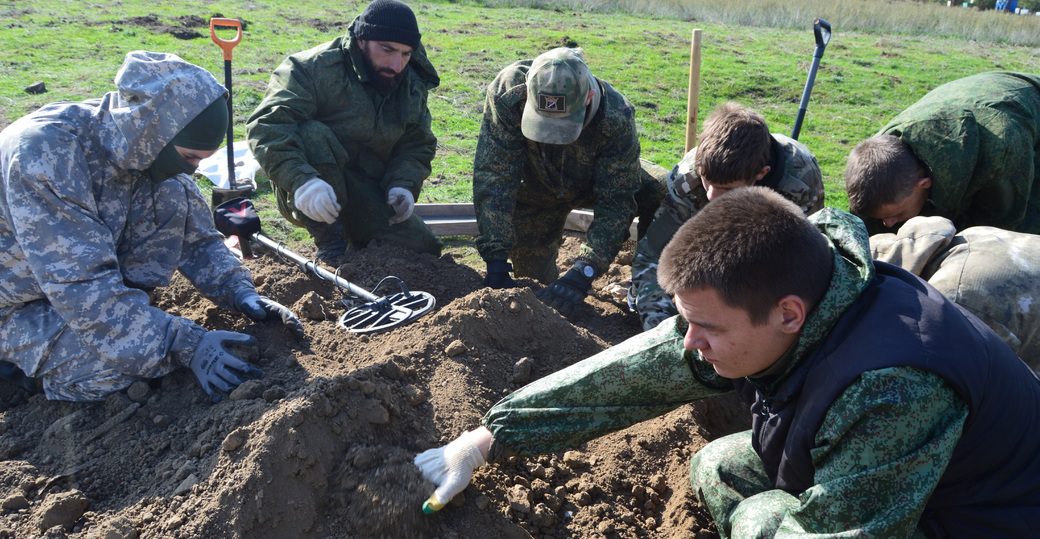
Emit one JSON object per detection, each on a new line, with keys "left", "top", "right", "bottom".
{"left": 361, "top": 49, "right": 406, "bottom": 94}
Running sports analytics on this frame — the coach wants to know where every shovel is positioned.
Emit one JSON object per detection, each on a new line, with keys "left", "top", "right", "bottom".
{"left": 790, "top": 18, "right": 832, "bottom": 141}
{"left": 209, "top": 17, "right": 253, "bottom": 206}
{"left": 214, "top": 198, "right": 436, "bottom": 333}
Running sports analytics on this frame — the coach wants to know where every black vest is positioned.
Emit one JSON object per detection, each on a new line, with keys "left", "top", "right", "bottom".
{"left": 735, "top": 262, "right": 1040, "bottom": 537}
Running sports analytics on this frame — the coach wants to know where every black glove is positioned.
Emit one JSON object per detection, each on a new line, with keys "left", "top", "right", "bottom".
{"left": 189, "top": 330, "right": 263, "bottom": 402}
{"left": 536, "top": 261, "right": 596, "bottom": 317}
{"left": 233, "top": 289, "right": 305, "bottom": 338}
{"left": 483, "top": 260, "right": 517, "bottom": 289}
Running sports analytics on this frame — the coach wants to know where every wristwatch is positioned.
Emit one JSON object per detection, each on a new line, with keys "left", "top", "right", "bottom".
{"left": 575, "top": 260, "right": 596, "bottom": 279}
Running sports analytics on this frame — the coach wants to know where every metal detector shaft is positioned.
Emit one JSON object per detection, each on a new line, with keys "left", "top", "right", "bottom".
{"left": 791, "top": 18, "right": 832, "bottom": 140}
{"left": 251, "top": 233, "right": 378, "bottom": 302}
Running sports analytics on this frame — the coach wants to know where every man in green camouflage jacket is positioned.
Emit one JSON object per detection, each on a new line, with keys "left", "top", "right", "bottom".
{"left": 247, "top": 0, "right": 442, "bottom": 263}
{"left": 415, "top": 187, "right": 1040, "bottom": 536}
{"left": 845, "top": 71, "right": 1040, "bottom": 235}
{"left": 871, "top": 215, "right": 1040, "bottom": 371}
{"left": 631, "top": 103, "right": 823, "bottom": 330}
{"left": 473, "top": 47, "right": 663, "bottom": 317}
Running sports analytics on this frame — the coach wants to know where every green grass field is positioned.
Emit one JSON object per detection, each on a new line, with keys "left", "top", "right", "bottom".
{"left": 2, "top": 0, "right": 1040, "bottom": 246}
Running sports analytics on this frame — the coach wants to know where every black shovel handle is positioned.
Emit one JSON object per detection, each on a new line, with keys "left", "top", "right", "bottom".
{"left": 210, "top": 18, "right": 242, "bottom": 191}
{"left": 791, "top": 18, "right": 832, "bottom": 140}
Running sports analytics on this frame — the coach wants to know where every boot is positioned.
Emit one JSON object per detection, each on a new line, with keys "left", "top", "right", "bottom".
{"left": 304, "top": 221, "right": 348, "bottom": 266}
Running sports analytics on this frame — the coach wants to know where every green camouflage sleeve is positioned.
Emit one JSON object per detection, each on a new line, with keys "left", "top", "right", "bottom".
{"left": 482, "top": 316, "right": 730, "bottom": 455}
{"left": 580, "top": 109, "right": 641, "bottom": 272}
{"left": 778, "top": 368, "right": 964, "bottom": 536}
{"left": 246, "top": 56, "right": 323, "bottom": 198}
{"left": 631, "top": 160, "right": 706, "bottom": 330}
{"left": 473, "top": 80, "right": 526, "bottom": 263}
{"left": 773, "top": 135, "right": 825, "bottom": 216}
{"left": 382, "top": 93, "right": 437, "bottom": 196}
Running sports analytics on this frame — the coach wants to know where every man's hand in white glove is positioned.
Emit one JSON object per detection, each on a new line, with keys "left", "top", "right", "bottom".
{"left": 414, "top": 427, "right": 493, "bottom": 513}
{"left": 294, "top": 177, "right": 341, "bottom": 224}
{"left": 387, "top": 187, "right": 415, "bottom": 225}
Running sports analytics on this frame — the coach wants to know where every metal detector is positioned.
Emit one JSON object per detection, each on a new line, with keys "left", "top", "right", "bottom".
{"left": 791, "top": 18, "right": 832, "bottom": 140}
{"left": 213, "top": 198, "right": 436, "bottom": 333}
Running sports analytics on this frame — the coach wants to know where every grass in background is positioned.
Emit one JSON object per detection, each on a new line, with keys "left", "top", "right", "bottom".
{"left": 2, "top": 0, "right": 1040, "bottom": 248}
{"left": 492, "top": 0, "right": 1040, "bottom": 47}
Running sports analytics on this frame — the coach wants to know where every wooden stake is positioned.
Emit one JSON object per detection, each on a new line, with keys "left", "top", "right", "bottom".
{"left": 685, "top": 28, "right": 703, "bottom": 154}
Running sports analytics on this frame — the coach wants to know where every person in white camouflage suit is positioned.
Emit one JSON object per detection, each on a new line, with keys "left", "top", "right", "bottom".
{"left": 630, "top": 103, "right": 823, "bottom": 331}
{"left": 0, "top": 51, "right": 303, "bottom": 402}
{"left": 871, "top": 216, "right": 1040, "bottom": 371}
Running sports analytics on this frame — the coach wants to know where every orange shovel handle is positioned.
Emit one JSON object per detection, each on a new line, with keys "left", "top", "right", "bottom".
{"left": 209, "top": 18, "right": 242, "bottom": 61}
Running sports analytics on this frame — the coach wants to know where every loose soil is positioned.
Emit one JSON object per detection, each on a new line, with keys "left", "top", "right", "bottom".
{"left": 0, "top": 235, "right": 749, "bottom": 538}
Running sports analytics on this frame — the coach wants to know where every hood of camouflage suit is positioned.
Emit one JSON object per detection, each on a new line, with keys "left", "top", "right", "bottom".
{"left": 748, "top": 208, "right": 876, "bottom": 392}
{"left": 869, "top": 216, "right": 957, "bottom": 278}
{"left": 97, "top": 51, "right": 227, "bottom": 171}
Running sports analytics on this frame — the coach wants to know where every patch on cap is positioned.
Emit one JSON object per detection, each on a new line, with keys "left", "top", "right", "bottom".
{"left": 537, "top": 94, "right": 569, "bottom": 113}
{"left": 521, "top": 47, "right": 592, "bottom": 145}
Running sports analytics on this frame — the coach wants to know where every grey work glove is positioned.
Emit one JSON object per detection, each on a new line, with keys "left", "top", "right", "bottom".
{"left": 387, "top": 187, "right": 415, "bottom": 225}
{"left": 294, "top": 177, "right": 341, "bottom": 224}
{"left": 189, "top": 330, "right": 262, "bottom": 402}
{"left": 233, "top": 289, "right": 305, "bottom": 338}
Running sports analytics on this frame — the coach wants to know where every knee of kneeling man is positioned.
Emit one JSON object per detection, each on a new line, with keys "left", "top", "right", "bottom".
{"left": 689, "top": 434, "right": 748, "bottom": 488}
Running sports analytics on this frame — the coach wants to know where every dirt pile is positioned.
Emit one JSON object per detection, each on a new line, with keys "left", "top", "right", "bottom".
{"left": 0, "top": 237, "right": 748, "bottom": 538}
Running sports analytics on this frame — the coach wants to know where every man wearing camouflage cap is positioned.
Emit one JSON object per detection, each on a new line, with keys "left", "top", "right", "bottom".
{"left": 0, "top": 51, "right": 302, "bottom": 402}
{"left": 474, "top": 47, "right": 663, "bottom": 316}
{"left": 631, "top": 103, "right": 824, "bottom": 331}
{"left": 871, "top": 216, "right": 1040, "bottom": 371}
{"left": 248, "top": 0, "right": 442, "bottom": 265}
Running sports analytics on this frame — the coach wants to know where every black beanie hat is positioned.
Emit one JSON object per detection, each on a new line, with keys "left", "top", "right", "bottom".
{"left": 354, "top": 0, "right": 421, "bottom": 50}
{"left": 171, "top": 95, "right": 228, "bottom": 151}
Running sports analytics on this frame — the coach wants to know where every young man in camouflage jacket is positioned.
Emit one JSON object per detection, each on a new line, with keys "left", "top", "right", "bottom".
{"left": 631, "top": 103, "right": 823, "bottom": 330}
{"left": 0, "top": 52, "right": 302, "bottom": 402}
{"left": 871, "top": 215, "right": 1040, "bottom": 370}
{"left": 845, "top": 71, "right": 1040, "bottom": 235}
{"left": 247, "top": 0, "right": 442, "bottom": 263}
{"left": 417, "top": 187, "right": 1040, "bottom": 537}
{"left": 473, "top": 47, "right": 664, "bottom": 317}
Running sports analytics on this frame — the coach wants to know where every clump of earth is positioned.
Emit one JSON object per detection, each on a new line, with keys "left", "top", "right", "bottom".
{"left": 0, "top": 236, "right": 748, "bottom": 538}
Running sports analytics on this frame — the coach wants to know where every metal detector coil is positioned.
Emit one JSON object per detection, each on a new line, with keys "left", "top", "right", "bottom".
{"left": 213, "top": 197, "right": 436, "bottom": 333}
{"left": 338, "top": 275, "right": 436, "bottom": 333}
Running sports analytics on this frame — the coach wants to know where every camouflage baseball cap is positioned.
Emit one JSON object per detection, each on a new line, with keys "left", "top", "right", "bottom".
{"left": 521, "top": 47, "right": 592, "bottom": 145}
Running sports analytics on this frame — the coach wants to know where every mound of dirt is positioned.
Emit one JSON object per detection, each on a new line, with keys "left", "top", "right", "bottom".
{"left": 0, "top": 236, "right": 748, "bottom": 538}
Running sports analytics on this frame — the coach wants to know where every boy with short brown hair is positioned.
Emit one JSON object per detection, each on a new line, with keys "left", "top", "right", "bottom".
{"left": 630, "top": 102, "right": 824, "bottom": 331}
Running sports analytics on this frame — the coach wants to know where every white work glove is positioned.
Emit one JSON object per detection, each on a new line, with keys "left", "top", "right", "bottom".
{"left": 414, "top": 428, "right": 491, "bottom": 513}
{"left": 294, "top": 177, "right": 341, "bottom": 224}
{"left": 387, "top": 187, "right": 415, "bottom": 225}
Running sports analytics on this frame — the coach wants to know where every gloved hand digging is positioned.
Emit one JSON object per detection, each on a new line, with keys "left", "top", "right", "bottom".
{"left": 233, "top": 289, "right": 306, "bottom": 338}
{"left": 536, "top": 261, "right": 596, "bottom": 317}
{"left": 189, "top": 330, "right": 263, "bottom": 402}
{"left": 387, "top": 187, "right": 415, "bottom": 225}
{"left": 483, "top": 260, "right": 516, "bottom": 289}
{"left": 414, "top": 427, "right": 493, "bottom": 513}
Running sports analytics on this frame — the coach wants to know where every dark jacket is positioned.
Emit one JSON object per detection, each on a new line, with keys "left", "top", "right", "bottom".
{"left": 741, "top": 261, "right": 1040, "bottom": 537}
